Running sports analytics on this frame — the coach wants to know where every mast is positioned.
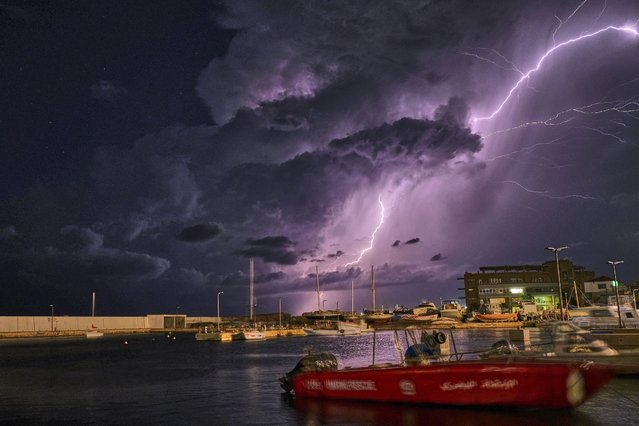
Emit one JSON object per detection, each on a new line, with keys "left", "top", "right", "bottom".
{"left": 91, "top": 292, "right": 96, "bottom": 317}
{"left": 316, "top": 265, "right": 321, "bottom": 311}
{"left": 371, "top": 265, "right": 376, "bottom": 312}
{"left": 351, "top": 280, "right": 355, "bottom": 315}
{"left": 249, "top": 257, "right": 254, "bottom": 321}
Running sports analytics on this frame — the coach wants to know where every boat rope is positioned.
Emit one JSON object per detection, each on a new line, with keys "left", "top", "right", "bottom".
{"left": 392, "top": 331, "right": 404, "bottom": 365}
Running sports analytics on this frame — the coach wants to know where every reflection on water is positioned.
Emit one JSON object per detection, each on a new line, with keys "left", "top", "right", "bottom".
{"left": 0, "top": 329, "right": 636, "bottom": 425}
{"left": 286, "top": 397, "right": 601, "bottom": 426}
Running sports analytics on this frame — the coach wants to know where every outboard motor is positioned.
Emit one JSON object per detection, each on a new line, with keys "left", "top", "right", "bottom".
{"left": 405, "top": 331, "right": 448, "bottom": 365}
{"left": 279, "top": 352, "right": 338, "bottom": 393}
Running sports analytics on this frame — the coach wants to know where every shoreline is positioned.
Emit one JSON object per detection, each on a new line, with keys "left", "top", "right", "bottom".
{"left": 0, "top": 321, "right": 532, "bottom": 340}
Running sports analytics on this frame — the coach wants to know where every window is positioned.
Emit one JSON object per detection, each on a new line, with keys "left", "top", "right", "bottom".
{"left": 597, "top": 283, "right": 607, "bottom": 290}
{"left": 489, "top": 278, "right": 502, "bottom": 284}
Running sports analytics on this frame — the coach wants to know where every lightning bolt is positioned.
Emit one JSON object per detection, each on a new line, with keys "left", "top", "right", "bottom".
{"left": 473, "top": 25, "right": 639, "bottom": 123}
{"left": 483, "top": 99, "right": 639, "bottom": 147}
{"left": 503, "top": 180, "right": 600, "bottom": 200}
{"left": 344, "top": 194, "right": 385, "bottom": 267}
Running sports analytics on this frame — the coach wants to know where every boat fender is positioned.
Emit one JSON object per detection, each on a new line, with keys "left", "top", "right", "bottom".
{"left": 434, "top": 332, "right": 447, "bottom": 344}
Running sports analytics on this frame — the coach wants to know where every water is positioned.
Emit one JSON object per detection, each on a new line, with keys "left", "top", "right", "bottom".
{"left": 0, "top": 330, "right": 637, "bottom": 425}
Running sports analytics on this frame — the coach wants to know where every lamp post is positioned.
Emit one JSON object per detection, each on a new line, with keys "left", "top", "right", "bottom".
{"left": 49, "top": 304, "right": 54, "bottom": 332}
{"left": 322, "top": 299, "right": 327, "bottom": 311}
{"left": 607, "top": 260, "right": 624, "bottom": 328}
{"left": 279, "top": 298, "right": 282, "bottom": 329}
{"left": 217, "top": 292, "right": 224, "bottom": 330}
{"left": 545, "top": 246, "right": 568, "bottom": 319}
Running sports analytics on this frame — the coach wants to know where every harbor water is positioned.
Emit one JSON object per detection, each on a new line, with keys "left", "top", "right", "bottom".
{"left": 0, "top": 329, "right": 637, "bottom": 425}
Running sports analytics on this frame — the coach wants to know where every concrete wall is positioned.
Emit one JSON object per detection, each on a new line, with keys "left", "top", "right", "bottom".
{"left": 0, "top": 316, "right": 148, "bottom": 332}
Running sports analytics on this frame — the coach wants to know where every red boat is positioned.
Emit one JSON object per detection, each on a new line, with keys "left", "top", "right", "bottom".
{"left": 475, "top": 312, "right": 518, "bottom": 322}
{"left": 280, "top": 354, "right": 612, "bottom": 409}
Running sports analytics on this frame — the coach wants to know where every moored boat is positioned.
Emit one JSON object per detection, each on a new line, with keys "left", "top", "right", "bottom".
{"left": 233, "top": 329, "right": 266, "bottom": 340}
{"left": 280, "top": 323, "right": 614, "bottom": 409}
{"left": 304, "top": 320, "right": 361, "bottom": 336}
{"left": 280, "top": 354, "right": 612, "bottom": 408}
{"left": 85, "top": 292, "right": 104, "bottom": 339}
{"left": 570, "top": 305, "right": 639, "bottom": 329}
{"left": 479, "top": 321, "right": 639, "bottom": 375}
{"left": 439, "top": 299, "right": 463, "bottom": 321}
{"left": 412, "top": 300, "right": 440, "bottom": 317}
{"left": 475, "top": 312, "right": 518, "bottom": 322}
{"left": 195, "top": 326, "right": 231, "bottom": 341}
{"left": 363, "top": 266, "right": 392, "bottom": 323}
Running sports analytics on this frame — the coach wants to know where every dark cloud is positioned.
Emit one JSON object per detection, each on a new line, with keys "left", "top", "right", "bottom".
{"left": 430, "top": 253, "right": 446, "bottom": 262}
{"left": 392, "top": 240, "right": 401, "bottom": 247}
{"left": 329, "top": 109, "right": 482, "bottom": 163}
{"left": 59, "top": 226, "right": 103, "bottom": 252}
{"left": 327, "top": 250, "right": 344, "bottom": 259}
{"left": 405, "top": 238, "right": 420, "bottom": 245}
{"left": 178, "top": 223, "right": 222, "bottom": 243}
{"left": 235, "top": 236, "right": 298, "bottom": 265}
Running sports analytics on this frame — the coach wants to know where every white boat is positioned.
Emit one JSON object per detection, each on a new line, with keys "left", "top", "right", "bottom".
{"left": 439, "top": 299, "right": 463, "bottom": 321}
{"left": 570, "top": 305, "right": 639, "bottom": 329}
{"left": 86, "top": 292, "right": 104, "bottom": 339}
{"left": 304, "top": 321, "right": 361, "bottom": 336}
{"left": 412, "top": 300, "right": 440, "bottom": 317}
{"left": 233, "top": 330, "right": 266, "bottom": 340}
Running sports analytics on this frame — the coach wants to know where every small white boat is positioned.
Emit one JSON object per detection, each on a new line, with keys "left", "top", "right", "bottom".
{"left": 439, "top": 299, "right": 463, "bottom": 321}
{"left": 233, "top": 330, "right": 266, "bottom": 340}
{"left": 86, "top": 292, "right": 104, "bottom": 339}
{"left": 412, "top": 300, "right": 440, "bottom": 317}
{"left": 304, "top": 321, "right": 361, "bottom": 336}
{"left": 86, "top": 328, "right": 104, "bottom": 339}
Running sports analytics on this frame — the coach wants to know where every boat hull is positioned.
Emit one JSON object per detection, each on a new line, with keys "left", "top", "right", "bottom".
{"left": 289, "top": 361, "right": 611, "bottom": 408}
{"left": 195, "top": 331, "right": 229, "bottom": 341}
{"left": 85, "top": 331, "right": 104, "bottom": 339}
{"left": 475, "top": 313, "right": 518, "bottom": 322}
{"left": 233, "top": 330, "right": 266, "bottom": 340}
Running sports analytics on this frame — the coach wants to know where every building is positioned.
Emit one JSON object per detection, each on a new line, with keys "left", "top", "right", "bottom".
{"left": 463, "top": 260, "right": 595, "bottom": 313}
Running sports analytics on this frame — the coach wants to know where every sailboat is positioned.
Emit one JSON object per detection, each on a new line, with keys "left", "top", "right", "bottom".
{"left": 86, "top": 292, "right": 104, "bottom": 339}
{"left": 234, "top": 258, "right": 266, "bottom": 341}
{"left": 363, "top": 266, "right": 392, "bottom": 323}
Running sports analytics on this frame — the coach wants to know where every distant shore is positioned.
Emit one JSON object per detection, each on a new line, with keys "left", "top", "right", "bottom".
{"left": 0, "top": 321, "right": 534, "bottom": 340}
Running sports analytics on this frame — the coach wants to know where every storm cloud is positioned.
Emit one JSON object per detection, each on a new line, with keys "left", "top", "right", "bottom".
{"left": 2, "top": 0, "right": 637, "bottom": 315}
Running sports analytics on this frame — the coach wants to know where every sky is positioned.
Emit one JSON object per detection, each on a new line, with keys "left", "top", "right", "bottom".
{"left": 1, "top": 0, "right": 638, "bottom": 317}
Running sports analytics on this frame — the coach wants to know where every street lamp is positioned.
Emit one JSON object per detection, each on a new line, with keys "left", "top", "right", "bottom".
{"left": 607, "top": 260, "right": 624, "bottom": 328}
{"left": 546, "top": 246, "right": 569, "bottom": 319}
{"left": 278, "top": 297, "right": 282, "bottom": 329}
{"left": 49, "top": 304, "right": 54, "bottom": 332}
{"left": 217, "top": 291, "right": 224, "bottom": 330}
{"left": 322, "top": 299, "right": 327, "bottom": 311}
